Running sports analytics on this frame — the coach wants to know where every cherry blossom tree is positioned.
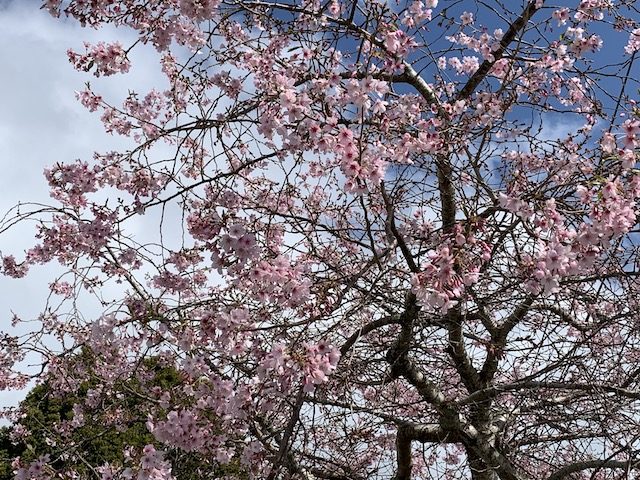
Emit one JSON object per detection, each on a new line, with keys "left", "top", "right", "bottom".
{"left": 3, "top": 0, "right": 640, "bottom": 479}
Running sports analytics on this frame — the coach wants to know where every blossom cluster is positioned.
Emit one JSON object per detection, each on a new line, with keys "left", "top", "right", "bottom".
{"left": 246, "top": 256, "right": 312, "bottom": 307}
{"left": 14, "top": 455, "right": 51, "bottom": 480}
{"left": 45, "top": 161, "right": 99, "bottom": 207}
{"left": 67, "top": 42, "right": 130, "bottom": 77}
{"left": 335, "top": 127, "right": 387, "bottom": 192}
{"left": 259, "top": 341, "right": 340, "bottom": 393}
{"left": 411, "top": 233, "right": 485, "bottom": 313}
{"left": 401, "top": 0, "right": 435, "bottom": 28}
{"left": 626, "top": 28, "right": 640, "bottom": 54}
{"left": 178, "top": 0, "right": 220, "bottom": 21}
{"left": 219, "top": 224, "right": 259, "bottom": 262}
{"left": 201, "top": 307, "right": 255, "bottom": 356}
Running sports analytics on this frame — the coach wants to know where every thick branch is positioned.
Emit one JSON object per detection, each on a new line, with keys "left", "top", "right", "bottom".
{"left": 469, "top": 451, "right": 498, "bottom": 480}
{"left": 386, "top": 294, "right": 449, "bottom": 408}
{"left": 447, "top": 310, "right": 482, "bottom": 392}
{"left": 392, "top": 425, "right": 414, "bottom": 480}
{"left": 386, "top": 296, "right": 525, "bottom": 480}
{"left": 547, "top": 459, "right": 639, "bottom": 480}
{"left": 392, "top": 423, "right": 459, "bottom": 480}
{"left": 457, "top": 381, "right": 640, "bottom": 407}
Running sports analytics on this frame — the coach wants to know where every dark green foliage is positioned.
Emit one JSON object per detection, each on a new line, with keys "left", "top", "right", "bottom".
{"left": 0, "top": 356, "right": 247, "bottom": 479}
{"left": 0, "top": 366, "right": 156, "bottom": 479}
{"left": 0, "top": 427, "right": 22, "bottom": 480}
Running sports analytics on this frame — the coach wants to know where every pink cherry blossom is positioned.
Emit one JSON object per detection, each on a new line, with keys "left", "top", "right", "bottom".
{"left": 3, "top": 1, "right": 640, "bottom": 479}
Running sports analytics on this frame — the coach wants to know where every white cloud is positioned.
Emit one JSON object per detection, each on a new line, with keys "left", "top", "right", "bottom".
{"left": 0, "top": 0, "right": 166, "bottom": 412}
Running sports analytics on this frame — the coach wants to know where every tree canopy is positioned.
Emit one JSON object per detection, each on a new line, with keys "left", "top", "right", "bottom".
{"left": 0, "top": 354, "right": 246, "bottom": 479}
{"left": 3, "top": 0, "right": 640, "bottom": 479}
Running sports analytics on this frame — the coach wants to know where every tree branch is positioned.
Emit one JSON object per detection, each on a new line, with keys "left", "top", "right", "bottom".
{"left": 456, "top": 0, "right": 544, "bottom": 101}
{"left": 547, "top": 459, "right": 639, "bottom": 480}
{"left": 340, "top": 315, "right": 400, "bottom": 356}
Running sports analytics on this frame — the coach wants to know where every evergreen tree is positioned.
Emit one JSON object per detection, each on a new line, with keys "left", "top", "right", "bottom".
{"left": 0, "top": 355, "right": 246, "bottom": 479}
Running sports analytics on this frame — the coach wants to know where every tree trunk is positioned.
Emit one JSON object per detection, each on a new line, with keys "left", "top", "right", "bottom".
{"left": 469, "top": 452, "right": 498, "bottom": 480}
